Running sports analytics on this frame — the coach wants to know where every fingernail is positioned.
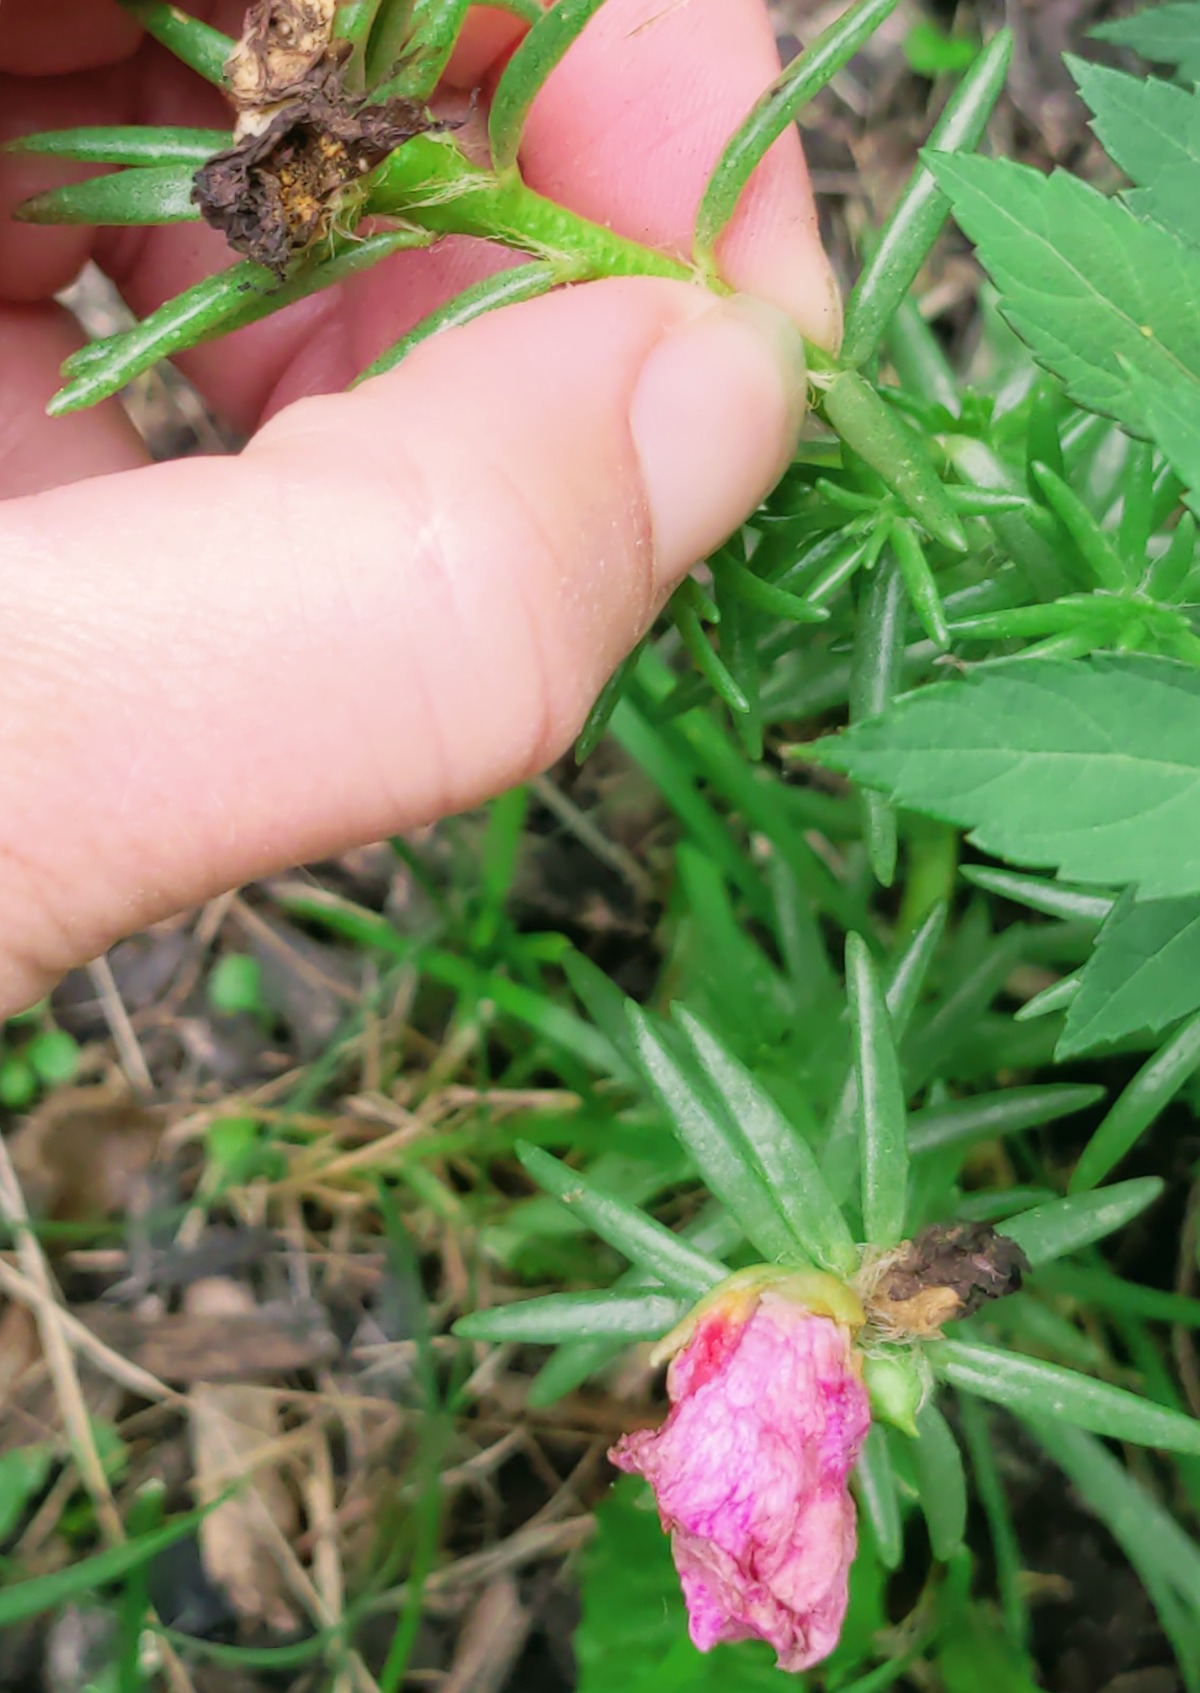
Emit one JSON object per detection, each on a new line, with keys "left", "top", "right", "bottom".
{"left": 629, "top": 295, "right": 807, "bottom": 590}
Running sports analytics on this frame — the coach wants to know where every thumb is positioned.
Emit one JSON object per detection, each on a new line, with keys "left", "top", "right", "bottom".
{"left": 0, "top": 277, "right": 805, "bottom": 1011}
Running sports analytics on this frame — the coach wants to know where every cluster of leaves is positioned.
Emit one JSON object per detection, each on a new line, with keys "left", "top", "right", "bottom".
{"left": 11, "top": 0, "right": 1200, "bottom": 1687}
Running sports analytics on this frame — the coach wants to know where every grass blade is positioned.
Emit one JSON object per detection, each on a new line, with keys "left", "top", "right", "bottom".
{"left": 515, "top": 1142, "right": 726, "bottom": 1297}
{"left": 0, "top": 1506, "right": 212, "bottom": 1626}
{"left": 847, "top": 933, "right": 909, "bottom": 1248}
{"left": 935, "top": 1339, "right": 1200, "bottom": 1454}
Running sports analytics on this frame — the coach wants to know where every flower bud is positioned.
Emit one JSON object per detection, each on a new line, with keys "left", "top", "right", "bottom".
{"left": 609, "top": 1281, "right": 869, "bottom": 1672}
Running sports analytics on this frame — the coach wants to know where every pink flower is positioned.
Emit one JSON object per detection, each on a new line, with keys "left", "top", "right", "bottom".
{"left": 609, "top": 1285, "right": 870, "bottom": 1672}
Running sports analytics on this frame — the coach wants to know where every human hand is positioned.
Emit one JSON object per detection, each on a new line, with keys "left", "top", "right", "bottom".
{"left": 0, "top": 0, "right": 838, "bottom": 1017}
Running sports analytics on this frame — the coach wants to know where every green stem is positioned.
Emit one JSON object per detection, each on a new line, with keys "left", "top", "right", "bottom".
{"left": 367, "top": 135, "right": 694, "bottom": 282}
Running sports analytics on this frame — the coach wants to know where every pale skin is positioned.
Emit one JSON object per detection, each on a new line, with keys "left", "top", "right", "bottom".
{"left": 0, "top": 0, "right": 838, "bottom": 1018}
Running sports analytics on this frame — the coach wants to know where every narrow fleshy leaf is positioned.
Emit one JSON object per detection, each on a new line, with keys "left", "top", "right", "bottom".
{"left": 488, "top": 0, "right": 610, "bottom": 173}
{"left": 574, "top": 642, "right": 644, "bottom": 762}
{"left": 936, "top": 1339, "right": 1200, "bottom": 1455}
{"left": 1071, "top": 1011, "right": 1200, "bottom": 1192}
{"left": 372, "top": 0, "right": 471, "bottom": 100}
{"left": 515, "top": 1142, "right": 725, "bottom": 1297}
{"left": 824, "top": 903, "right": 947, "bottom": 1196}
{"left": 821, "top": 371, "right": 969, "bottom": 553}
{"left": 907, "top": 1084, "right": 1105, "bottom": 1156}
{"left": 842, "top": 29, "right": 1014, "bottom": 366}
{"left": 674, "top": 1007, "right": 858, "bottom": 1274}
{"left": 959, "top": 1398, "right": 1028, "bottom": 1646}
{"left": 1030, "top": 461, "right": 1130, "bottom": 591}
{"left": 695, "top": 0, "right": 901, "bottom": 255}
{"left": 912, "top": 1403, "right": 967, "bottom": 1562}
{"left": 628, "top": 1007, "right": 801, "bottom": 1263}
{"left": 892, "top": 518, "right": 950, "bottom": 647}
{"left": 847, "top": 934, "right": 909, "bottom": 1248}
{"left": 5, "top": 126, "right": 230, "bottom": 166}
{"left": 117, "top": 0, "right": 234, "bottom": 84}
{"left": 17, "top": 163, "right": 200, "bottom": 226}
{"left": 359, "top": 261, "right": 559, "bottom": 379}
{"left": 849, "top": 555, "right": 905, "bottom": 886}
{"left": 526, "top": 1209, "right": 743, "bottom": 1407}
{"left": 999, "top": 1178, "right": 1163, "bottom": 1266}
{"left": 959, "top": 865, "right": 1113, "bottom": 923}
{"left": 854, "top": 1426, "right": 904, "bottom": 1571}
{"left": 1015, "top": 972, "right": 1081, "bottom": 1023}
{"left": 51, "top": 230, "right": 429, "bottom": 416}
{"left": 454, "top": 1290, "right": 687, "bottom": 1344}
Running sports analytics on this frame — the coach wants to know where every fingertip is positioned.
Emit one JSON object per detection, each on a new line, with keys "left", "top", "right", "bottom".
{"left": 516, "top": 0, "right": 842, "bottom": 345}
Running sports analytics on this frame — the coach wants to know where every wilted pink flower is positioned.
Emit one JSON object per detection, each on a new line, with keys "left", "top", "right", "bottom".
{"left": 610, "top": 1284, "right": 870, "bottom": 1672}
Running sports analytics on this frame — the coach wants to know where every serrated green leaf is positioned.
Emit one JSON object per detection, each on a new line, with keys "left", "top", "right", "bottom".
{"left": 1069, "top": 57, "right": 1200, "bottom": 248}
{"left": 1061, "top": 888, "right": 1200, "bottom": 1055}
{"left": 454, "top": 1290, "right": 686, "bottom": 1344}
{"left": 515, "top": 1142, "right": 725, "bottom": 1298}
{"left": 813, "top": 656, "right": 1200, "bottom": 900}
{"left": 673, "top": 1008, "right": 858, "bottom": 1275}
{"left": 1135, "top": 371, "right": 1200, "bottom": 519}
{"left": 998, "top": 1177, "right": 1163, "bottom": 1265}
{"left": 926, "top": 151, "right": 1200, "bottom": 436}
{"left": 935, "top": 1339, "right": 1200, "bottom": 1454}
{"left": 628, "top": 1007, "right": 801, "bottom": 1263}
{"left": 1093, "top": 4, "right": 1200, "bottom": 82}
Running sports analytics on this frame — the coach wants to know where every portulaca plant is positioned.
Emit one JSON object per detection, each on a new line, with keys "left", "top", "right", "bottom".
{"left": 13, "top": 0, "right": 1200, "bottom": 1681}
{"left": 454, "top": 966, "right": 1200, "bottom": 1670}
